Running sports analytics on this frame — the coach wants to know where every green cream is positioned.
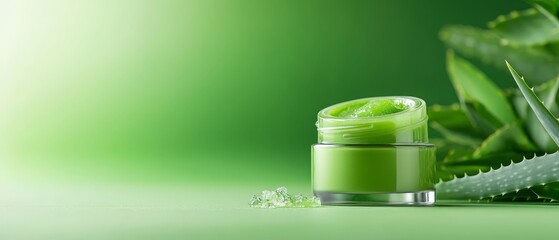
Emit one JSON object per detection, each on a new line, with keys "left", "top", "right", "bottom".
{"left": 316, "top": 97, "right": 429, "bottom": 145}
{"left": 335, "top": 99, "right": 408, "bottom": 118}
{"left": 312, "top": 96, "right": 436, "bottom": 206}
{"left": 313, "top": 145, "right": 435, "bottom": 193}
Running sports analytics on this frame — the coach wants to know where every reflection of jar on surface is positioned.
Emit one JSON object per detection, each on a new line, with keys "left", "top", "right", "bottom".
{"left": 312, "top": 96, "right": 436, "bottom": 206}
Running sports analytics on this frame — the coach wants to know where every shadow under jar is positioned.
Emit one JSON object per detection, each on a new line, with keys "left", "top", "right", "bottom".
{"left": 312, "top": 96, "right": 436, "bottom": 206}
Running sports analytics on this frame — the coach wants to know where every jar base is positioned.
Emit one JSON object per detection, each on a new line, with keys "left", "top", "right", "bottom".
{"left": 315, "top": 190, "right": 435, "bottom": 206}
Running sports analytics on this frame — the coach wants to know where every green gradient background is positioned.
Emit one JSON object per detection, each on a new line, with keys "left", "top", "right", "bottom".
{"left": 0, "top": 0, "right": 527, "bottom": 185}
{"left": 2, "top": 1, "right": 557, "bottom": 239}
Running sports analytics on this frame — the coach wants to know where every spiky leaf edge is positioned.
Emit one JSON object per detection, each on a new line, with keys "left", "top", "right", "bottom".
{"left": 506, "top": 61, "right": 559, "bottom": 146}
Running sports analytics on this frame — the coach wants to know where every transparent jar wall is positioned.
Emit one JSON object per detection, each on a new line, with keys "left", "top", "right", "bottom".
{"left": 317, "top": 122, "right": 428, "bottom": 145}
{"left": 312, "top": 144, "right": 436, "bottom": 206}
{"left": 313, "top": 144, "right": 435, "bottom": 192}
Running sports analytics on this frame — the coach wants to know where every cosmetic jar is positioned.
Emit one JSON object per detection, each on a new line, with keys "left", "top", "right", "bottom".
{"left": 312, "top": 96, "right": 436, "bottom": 206}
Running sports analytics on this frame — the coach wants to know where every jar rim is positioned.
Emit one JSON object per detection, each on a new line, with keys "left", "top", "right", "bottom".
{"left": 315, "top": 96, "right": 430, "bottom": 144}
{"left": 318, "top": 96, "right": 425, "bottom": 120}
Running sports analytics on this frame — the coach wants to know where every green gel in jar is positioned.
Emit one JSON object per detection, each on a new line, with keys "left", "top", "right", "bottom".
{"left": 312, "top": 96, "right": 436, "bottom": 206}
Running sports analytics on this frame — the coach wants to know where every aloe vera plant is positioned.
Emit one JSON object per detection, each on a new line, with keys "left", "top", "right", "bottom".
{"left": 434, "top": 1, "right": 559, "bottom": 201}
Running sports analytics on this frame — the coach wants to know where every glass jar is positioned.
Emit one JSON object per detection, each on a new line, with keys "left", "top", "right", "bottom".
{"left": 312, "top": 96, "right": 436, "bottom": 206}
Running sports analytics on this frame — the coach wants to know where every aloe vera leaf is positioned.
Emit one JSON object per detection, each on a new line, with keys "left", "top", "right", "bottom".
{"left": 533, "top": 2, "right": 559, "bottom": 27}
{"left": 488, "top": 8, "right": 559, "bottom": 46}
{"left": 443, "top": 151, "right": 527, "bottom": 169}
{"left": 473, "top": 122, "right": 538, "bottom": 158}
{"left": 442, "top": 148, "right": 476, "bottom": 162}
{"left": 440, "top": 25, "right": 559, "bottom": 84}
{"left": 431, "top": 122, "right": 482, "bottom": 148}
{"left": 511, "top": 90, "right": 530, "bottom": 120}
{"left": 440, "top": 150, "right": 478, "bottom": 174}
{"left": 510, "top": 77, "right": 559, "bottom": 120}
{"left": 528, "top": 0, "right": 559, "bottom": 14}
{"left": 546, "top": 41, "right": 559, "bottom": 55}
{"left": 428, "top": 104, "right": 475, "bottom": 133}
{"left": 507, "top": 61, "right": 559, "bottom": 146}
{"left": 463, "top": 101, "right": 506, "bottom": 135}
{"left": 436, "top": 170, "right": 456, "bottom": 182}
{"left": 430, "top": 138, "right": 451, "bottom": 161}
{"left": 523, "top": 78, "right": 559, "bottom": 151}
{"left": 447, "top": 51, "right": 518, "bottom": 129}
{"left": 527, "top": 114, "right": 559, "bottom": 151}
{"left": 441, "top": 151, "right": 528, "bottom": 179}
{"left": 430, "top": 138, "right": 475, "bottom": 164}
{"left": 437, "top": 152, "right": 523, "bottom": 182}
{"left": 491, "top": 188, "right": 541, "bottom": 201}
{"left": 438, "top": 163, "right": 491, "bottom": 179}
{"left": 531, "top": 182, "right": 559, "bottom": 201}
{"left": 436, "top": 151, "right": 559, "bottom": 200}
{"left": 529, "top": 0, "right": 559, "bottom": 13}
{"left": 508, "top": 85, "right": 543, "bottom": 123}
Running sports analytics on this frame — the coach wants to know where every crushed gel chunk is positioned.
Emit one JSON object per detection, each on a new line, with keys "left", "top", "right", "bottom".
{"left": 338, "top": 99, "right": 408, "bottom": 118}
{"left": 249, "top": 187, "right": 321, "bottom": 208}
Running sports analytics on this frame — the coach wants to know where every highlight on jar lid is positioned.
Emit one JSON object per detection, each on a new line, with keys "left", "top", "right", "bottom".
{"left": 316, "top": 96, "right": 429, "bottom": 144}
